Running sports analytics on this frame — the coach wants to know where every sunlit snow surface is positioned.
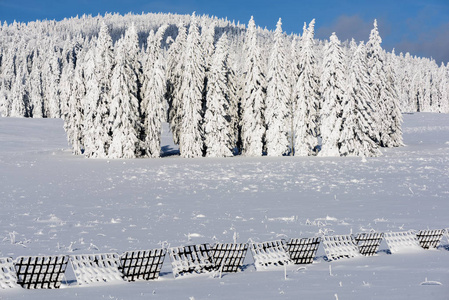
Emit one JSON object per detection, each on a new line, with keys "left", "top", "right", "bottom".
{"left": 0, "top": 113, "right": 448, "bottom": 299}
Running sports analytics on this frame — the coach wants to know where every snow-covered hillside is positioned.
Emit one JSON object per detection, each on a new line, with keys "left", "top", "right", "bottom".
{"left": 1, "top": 113, "right": 448, "bottom": 299}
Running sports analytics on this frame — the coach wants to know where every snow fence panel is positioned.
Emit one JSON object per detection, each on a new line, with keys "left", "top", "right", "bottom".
{"left": 322, "top": 235, "right": 361, "bottom": 261}
{"left": 416, "top": 229, "right": 445, "bottom": 249}
{"left": 285, "top": 237, "right": 321, "bottom": 264}
{"left": 168, "top": 244, "right": 216, "bottom": 278}
{"left": 70, "top": 253, "right": 124, "bottom": 285}
{"left": 119, "top": 248, "right": 167, "bottom": 281}
{"left": 250, "top": 240, "right": 292, "bottom": 270}
{"left": 384, "top": 231, "right": 422, "bottom": 254}
{"left": 14, "top": 255, "right": 69, "bottom": 289}
{"left": 211, "top": 243, "right": 248, "bottom": 272}
{"left": 0, "top": 257, "right": 20, "bottom": 289}
{"left": 354, "top": 232, "right": 384, "bottom": 256}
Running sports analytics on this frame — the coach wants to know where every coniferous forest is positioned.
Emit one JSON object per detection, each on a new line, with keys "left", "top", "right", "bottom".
{"left": 0, "top": 12, "right": 447, "bottom": 158}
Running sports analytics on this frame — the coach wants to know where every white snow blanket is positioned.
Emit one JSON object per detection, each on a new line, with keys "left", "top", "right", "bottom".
{"left": 322, "top": 235, "right": 361, "bottom": 261}
{"left": 0, "top": 257, "right": 20, "bottom": 289}
{"left": 384, "top": 231, "right": 423, "bottom": 254}
{"left": 250, "top": 240, "right": 292, "bottom": 270}
{"left": 70, "top": 253, "right": 124, "bottom": 285}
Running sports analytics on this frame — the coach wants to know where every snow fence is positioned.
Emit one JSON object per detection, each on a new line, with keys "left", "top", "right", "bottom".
{"left": 0, "top": 228, "right": 447, "bottom": 290}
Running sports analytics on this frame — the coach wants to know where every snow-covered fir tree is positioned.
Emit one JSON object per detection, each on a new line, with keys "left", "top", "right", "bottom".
{"left": 141, "top": 25, "right": 168, "bottom": 157}
{"left": 108, "top": 30, "right": 142, "bottom": 159}
{"left": 166, "top": 22, "right": 187, "bottom": 146}
{"left": 10, "top": 65, "right": 27, "bottom": 117}
{"left": 293, "top": 19, "right": 320, "bottom": 156}
{"left": 265, "top": 18, "right": 290, "bottom": 156}
{"left": 439, "top": 63, "right": 449, "bottom": 113}
{"left": 240, "top": 16, "right": 266, "bottom": 156}
{"left": 82, "top": 23, "right": 116, "bottom": 158}
{"left": 225, "top": 48, "right": 241, "bottom": 152}
{"left": 340, "top": 41, "right": 381, "bottom": 157}
{"left": 64, "top": 52, "right": 86, "bottom": 155}
{"left": 366, "top": 20, "right": 403, "bottom": 147}
{"left": 319, "top": 32, "right": 345, "bottom": 157}
{"left": 178, "top": 13, "right": 206, "bottom": 158}
{"left": 43, "top": 47, "right": 62, "bottom": 118}
{"left": 28, "top": 52, "right": 45, "bottom": 118}
{"left": 204, "top": 32, "right": 234, "bottom": 157}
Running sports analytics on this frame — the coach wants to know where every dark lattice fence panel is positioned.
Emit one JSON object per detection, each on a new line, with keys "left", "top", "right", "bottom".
{"left": 250, "top": 240, "right": 292, "bottom": 270}
{"left": 355, "top": 232, "right": 384, "bottom": 256}
{"left": 416, "top": 229, "right": 445, "bottom": 249}
{"left": 70, "top": 253, "right": 124, "bottom": 285}
{"left": 0, "top": 257, "right": 19, "bottom": 289}
{"left": 211, "top": 243, "right": 248, "bottom": 272}
{"left": 119, "top": 248, "right": 167, "bottom": 281}
{"left": 322, "top": 235, "right": 361, "bottom": 261}
{"left": 285, "top": 237, "right": 321, "bottom": 264}
{"left": 14, "top": 255, "right": 69, "bottom": 289}
{"left": 384, "top": 231, "right": 422, "bottom": 254}
{"left": 168, "top": 244, "right": 216, "bottom": 278}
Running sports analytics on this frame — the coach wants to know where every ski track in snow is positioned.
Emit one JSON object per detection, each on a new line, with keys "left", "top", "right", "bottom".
{"left": 0, "top": 113, "right": 449, "bottom": 299}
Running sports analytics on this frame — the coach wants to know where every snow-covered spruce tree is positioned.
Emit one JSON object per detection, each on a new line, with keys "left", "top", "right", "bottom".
{"left": 366, "top": 19, "right": 403, "bottom": 147}
{"left": 166, "top": 22, "right": 187, "bottom": 145}
{"left": 59, "top": 39, "right": 80, "bottom": 120}
{"left": 318, "top": 32, "right": 345, "bottom": 157}
{"left": 382, "top": 50, "right": 404, "bottom": 146}
{"left": 204, "top": 32, "right": 233, "bottom": 157}
{"left": 439, "top": 63, "right": 449, "bottom": 113}
{"left": 178, "top": 13, "right": 206, "bottom": 158}
{"left": 293, "top": 19, "right": 320, "bottom": 156}
{"left": 141, "top": 25, "right": 168, "bottom": 157}
{"left": 64, "top": 52, "right": 86, "bottom": 155}
{"left": 108, "top": 32, "right": 142, "bottom": 159}
{"left": 226, "top": 45, "right": 241, "bottom": 152}
{"left": 83, "top": 23, "right": 115, "bottom": 158}
{"left": 265, "top": 18, "right": 290, "bottom": 156}
{"left": 10, "top": 65, "right": 27, "bottom": 117}
{"left": 43, "top": 47, "right": 62, "bottom": 118}
{"left": 28, "top": 51, "right": 45, "bottom": 118}
{"left": 288, "top": 34, "right": 301, "bottom": 152}
{"left": 340, "top": 41, "right": 381, "bottom": 157}
{"left": 0, "top": 46, "right": 17, "bottom": 117}
{"left": 202, "top": 19, "right": 217, "bottom": 73}
{"left": 240, "top": 16, "right": 266, "bottom": 156}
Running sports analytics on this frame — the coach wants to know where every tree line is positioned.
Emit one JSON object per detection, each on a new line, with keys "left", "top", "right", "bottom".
{"left": 0, "top": 12, "right": 447, "bottom": 158}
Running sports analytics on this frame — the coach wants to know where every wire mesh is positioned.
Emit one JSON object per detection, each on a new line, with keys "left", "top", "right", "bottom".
{"left": 285, "top": 237, "right": 321, "bottom": 264}
{"left": 14, "top": 255, "right": 69, "bottom": 289}
{"left": 416, "top": 229, "right": 445, "bottom": 249}
{"left": 70, "top": 253, "right": 124, "bottom": 285}
{"left": 168, "top": 244, "right": 216, "bottom": 278}
{"left": 0, "top": 257, "right": 20, "bottom": 289}
{"left": 119, "top": 248, "right": 166, "bottom": 281}
{"left": 211, "top": 243, "right": 248, "bottom": 272}
{"left": 250, "top": 240, "right": 292, "bottom": 270}
{"left": 354, "top": 232, "right": 384, "bottom": 256}
{"left": 322, "top": 235, "right": 360, "bottom": 261}
{"left": 384, "top": 231, "right": 422, "bottom": 254}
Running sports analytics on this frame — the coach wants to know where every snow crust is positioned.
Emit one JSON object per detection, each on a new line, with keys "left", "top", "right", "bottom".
{"left": 1, "top": 113, "right": 448, "bottom": 299}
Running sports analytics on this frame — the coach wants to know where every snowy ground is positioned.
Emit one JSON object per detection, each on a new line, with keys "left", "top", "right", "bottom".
{"left": 1, "top": 113, "right": 449, "bottom": 299}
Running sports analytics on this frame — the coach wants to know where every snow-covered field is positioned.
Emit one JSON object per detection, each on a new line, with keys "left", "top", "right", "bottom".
{"left": 1, "top": 113, "right": 449, "bottom": 299}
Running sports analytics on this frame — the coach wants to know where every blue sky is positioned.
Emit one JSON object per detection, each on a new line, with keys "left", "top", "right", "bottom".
{"left": 1, "top": 0, "right": 448, "bottom": 64}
